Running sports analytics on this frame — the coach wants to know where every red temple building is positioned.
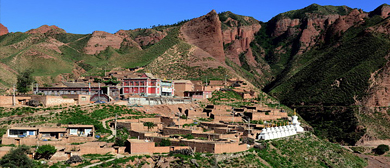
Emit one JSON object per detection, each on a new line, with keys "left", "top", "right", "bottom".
{"left": 122, "top": 73, "right": 161, "bottom": 96}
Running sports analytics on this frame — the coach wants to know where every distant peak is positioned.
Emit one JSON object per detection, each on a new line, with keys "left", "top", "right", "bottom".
{"left": 26, "top": 25, "right": 66, "bottom": 34}
{"left": 369, "top": 4, "right": 390, "bottom": 18}
{"left": 274, "top": 4, "right": 352, "bottom": 20}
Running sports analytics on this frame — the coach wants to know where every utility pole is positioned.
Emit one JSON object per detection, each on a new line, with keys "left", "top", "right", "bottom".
{"left": 248, "top": 118, "right": 251, "bottom": 135}
{"left": 224, "top": 74, "right": 227, "bottom": 88}
{"left": 88, "top": 82, "right": 91, "bottom": 95}
{"left": 31, "top": 82, "right": 34, "bottom": 95}
{"left": 36, "top": 83, "right": 38, "bottom": 95}
{"left": 13, "top": 84, "right": 15, "bottom": 106}
{"left": 115, "top": 114, "right": 117, "bottom": 137}
{"left": 98, "top": 82, "right": 101, "bottom": 102}
{"left": 232, "top": 108, "right": 235, "bottom": 124}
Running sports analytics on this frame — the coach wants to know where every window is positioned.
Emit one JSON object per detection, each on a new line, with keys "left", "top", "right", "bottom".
{"left": 81, "top": 97, "right": 86, "bottom": 101}
{"left": 70, "top": 129, "right": 78, "bottom": 135}
{"left": 28, "top": 131, "right": 35, "bottom": 135}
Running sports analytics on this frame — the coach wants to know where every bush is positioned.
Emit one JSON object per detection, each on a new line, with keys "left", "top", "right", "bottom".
{"left": 375, "top": 144, "right": 389, "bottom": 155}
{"left": 160, "top": 139, "right": 171, "bottom": 146}
{"left": 35, "top": 144, "right": 56, "bottom": 159}
{"left": 0, "top": 145, "right": 34, "bottom": 167}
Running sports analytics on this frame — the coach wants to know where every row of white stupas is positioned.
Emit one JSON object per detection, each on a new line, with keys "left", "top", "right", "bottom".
{"left": 257, "top": 110, "right": 304, "bottom": 140}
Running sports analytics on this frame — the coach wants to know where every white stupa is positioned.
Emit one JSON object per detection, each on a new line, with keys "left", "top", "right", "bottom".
{"left": 270, "top": 126, "right": 276, "bottom": 139}
{"left": 276, "top": 125, "right": 282, "bottom": 138}
{"left": 281, "top": 125, "right": 287, "bottom": 137}
{"left": 292, "top": 109, "right": 304, "bottom": 133}
{"left": 289, "top": 124, "right": 296, "bottom": 135}
{"left": 258, "top": 126, "right": 269, "bottom": 140}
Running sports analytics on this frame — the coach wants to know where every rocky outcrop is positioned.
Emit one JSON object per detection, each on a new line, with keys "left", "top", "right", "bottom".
{"left": 180, "top": 10, "right": 225, "bottom": 62}
{"left": 84, "top": 31, "right": 123, "bottom": 55}
{"left": 222, "top": 24, "right": 261, "bottom": 65}
{"left": 115, "top": 29, "right": 167, "bottom": 49}
{"left": 133, "top": 29, "right": 167, "bottom": 47}
{"left": 362, "top": 55, "right": 390, "bottom": 107}
{"left": 368, "top": 18, "right": 390, "bottom": 34}
{"left": 26, "top": 25, "right": 66, "bottom": 34}
{"left": 0, "top": 23, "right": 8, "bottom": 36}
{"left": 369, "top": 4, "right": 390, "bottom": 18}
{"left": 271, "top": 18, "right": 300, "bottom": 37}
{"left": 325, "top": 9, "right": 367, "bottom": 38}
{"left": 115, "top": 30, "right": 142, "bottom": 50}
{"left": 37, "top": 37, "right": 65, "bottom": 53}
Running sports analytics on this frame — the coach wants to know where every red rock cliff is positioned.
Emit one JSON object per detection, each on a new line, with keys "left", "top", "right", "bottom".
{"left": 0, "top": 23, "right": 9, "bottom": 36}
{"left": 180, "top": 10, "right": 225, "bottom": 62}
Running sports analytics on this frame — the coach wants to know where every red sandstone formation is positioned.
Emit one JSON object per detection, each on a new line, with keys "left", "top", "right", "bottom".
{"left": 26, "top": 25, "right": 66, "bottom": 34}
{"left": 0, "top": 23, "right": 9, "bottom": 36}
{"left": 222, "top": 24, "right": 261, "bottom": 66}
{"left": 84, "top": 31, "right": 124, "bottom": 55}
{"left": 180, "top": 10, "right": 225, "bottom": 62}
{"left": 272, "top": 18, "right": 300, "bottom": 37}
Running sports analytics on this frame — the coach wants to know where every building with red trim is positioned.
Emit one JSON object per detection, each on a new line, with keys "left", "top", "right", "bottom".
{"left": 122, "top": 73, "right": 161, "bottom": 96}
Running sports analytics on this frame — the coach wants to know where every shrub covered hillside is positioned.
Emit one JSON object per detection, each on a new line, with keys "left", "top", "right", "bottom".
{"left": 260, "top": 7, "right": 390, "bottom": 145}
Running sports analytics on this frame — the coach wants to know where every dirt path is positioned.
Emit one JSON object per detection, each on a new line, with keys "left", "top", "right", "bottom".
{"left": 100, "top": 114, "right": 137, "bottom": 139}
{"left": 355, "top": 153, "right": 390, "bottom": 168}
{"left": 82, "top": 155, "right": 124, "bottom": 168}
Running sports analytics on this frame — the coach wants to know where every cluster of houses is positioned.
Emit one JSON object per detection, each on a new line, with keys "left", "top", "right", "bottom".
{"left": 0, "top": 103, "right": 305, "bottom": 161}
{"left": 0, "top": 70, "right": 257, "bottom": 107}
{"left": 0, "top": 69, "right": 306, "bottom": 163}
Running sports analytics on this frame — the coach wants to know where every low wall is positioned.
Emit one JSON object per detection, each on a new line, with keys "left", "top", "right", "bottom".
{"left": 0, "top": 96, "right": 12, "bottom": 106}
{"left": 31, "top": 95, "right": 75, "bottom": 107}
{"left": 191, "top": 133, "right": 221, "bottom": 140}
{"left": 214, "top": 142, "right": 248, "bottom": 154}
{"left": 2, "top": 137, "right": 38, "bottom": 146}
{"left": 66, "top": 136, "right": 95, "bottom": 143}
{"left": 162, "top": 127, "right": 192, "bottom": 136}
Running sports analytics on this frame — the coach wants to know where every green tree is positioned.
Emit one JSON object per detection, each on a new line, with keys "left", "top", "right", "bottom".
{"left": 35, "top": 144, "right": 56, "bottom": 159}
{"left": 143, "top": 122, "right": 155, "bottom": 132}
{"left": 17, "top": 69, "right": 34, "bottom": 94}
{"left": 375, "top": 144, "right": 390, "bottom": 155}
{"left": 159, "top": 139, "right": 171, "bottom": 146}
{"left": 0, "top": 145, "right": 34, "bottom": 168}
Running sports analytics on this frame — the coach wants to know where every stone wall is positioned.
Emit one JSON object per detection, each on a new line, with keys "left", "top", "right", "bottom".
{"left": 0, "top": 96, "right": 13, "bottom": 106}
{"left": 179, "top": 140, "right": 215, "bottom": 153}
{"left": 191, "top": 133, "right": 221, "bottom": 140}
{"left": 79, "top": 143, "right": 114, "bottom": 155}
{"left": 31, "top": 95, "right": 75, "bottom": 107}
{"left": 127, "top": 140, "right": 155, "bottom": 154}
{"left": 162, "top": 127, "right": 192, "bottom": 136}
{"left": 214, "top": 142, "right": 247, "bottom": 154}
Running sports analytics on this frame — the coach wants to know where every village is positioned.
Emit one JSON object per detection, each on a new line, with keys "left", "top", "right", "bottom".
{"left": 0, "top": 68, "right": 306, "bottom": 166}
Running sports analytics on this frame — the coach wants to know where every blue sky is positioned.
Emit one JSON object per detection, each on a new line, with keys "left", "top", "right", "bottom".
{"left": 0, "top": 0, "right": 387, "bottom": 34}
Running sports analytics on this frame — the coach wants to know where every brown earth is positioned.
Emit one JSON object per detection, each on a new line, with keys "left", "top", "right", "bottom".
{"left": 0, "top": 23, "right": 8, "bottom": 36}
{"left": 133, "top": 29, "right": 167, "bottom": 47}
{"left": 84, "top": 31, "right": 123, "bottom": 55}
{"left": 356, "top": 153, "right": 390, "bottom": 168}
{"left": 180, "top": 10, "right": 225, "bottom": 62}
